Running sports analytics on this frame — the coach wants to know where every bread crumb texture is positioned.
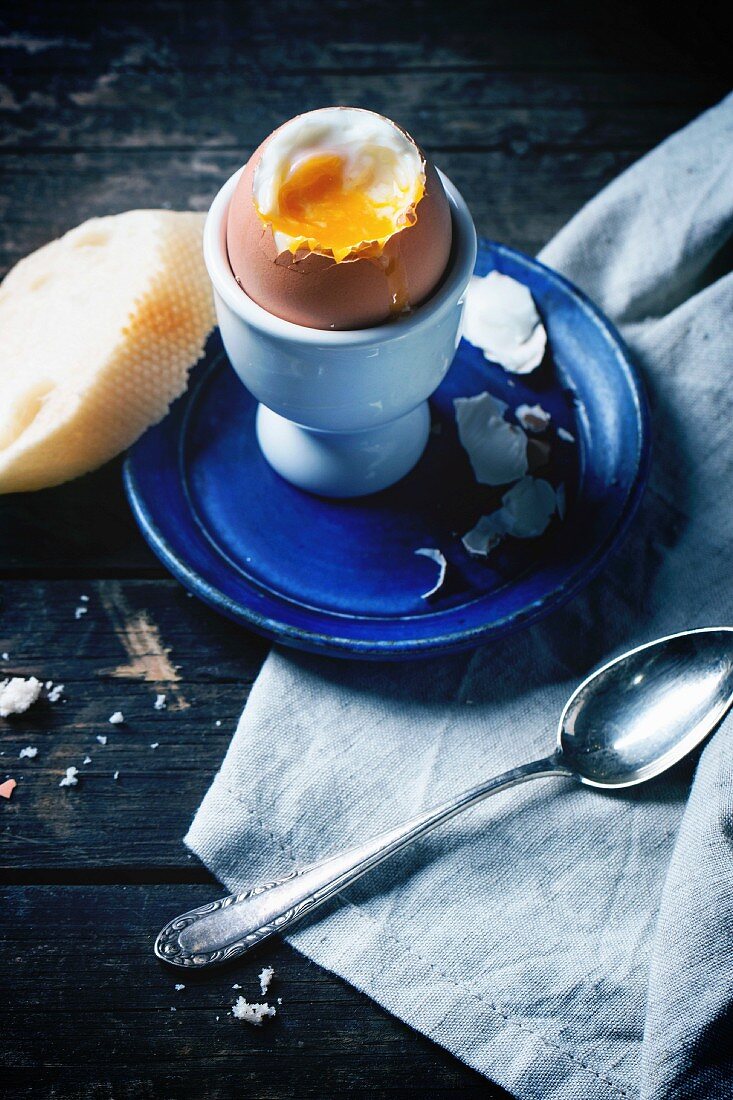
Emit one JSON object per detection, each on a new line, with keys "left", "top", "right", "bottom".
{"left": 0, "top": 210, "right": 215, "bottom": 493}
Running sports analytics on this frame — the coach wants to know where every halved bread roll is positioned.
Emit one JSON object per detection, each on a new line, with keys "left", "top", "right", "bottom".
{"left": 0, "top": 210, "right": 216, "bottom": 493}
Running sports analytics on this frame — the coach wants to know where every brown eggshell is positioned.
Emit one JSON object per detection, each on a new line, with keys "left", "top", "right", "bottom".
{"left": 226, "top": 117, "right": 453, "bottom": 331}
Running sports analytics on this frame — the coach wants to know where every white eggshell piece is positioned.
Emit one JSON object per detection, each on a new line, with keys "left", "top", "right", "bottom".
{"left": 462, "top": 271, "right": 547, "bottom": 374}
{"left": 454, "top": 392, "right": 528, "bottom": 486}
{"left": 500, "top": 477, "right": 558, "bottom": 538}
{"left": 515, "top": 403, "right": 552, "bottom": 433}
{"left": 461, "top": 514, "right": 506, "bottom": 557}
{"left": 414, "top": 548, "right": 447, "bottom": 599}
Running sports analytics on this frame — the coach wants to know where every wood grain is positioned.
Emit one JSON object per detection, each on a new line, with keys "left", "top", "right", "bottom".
{"left": 0, "top": 885, "right": 506, "bottom": 1098}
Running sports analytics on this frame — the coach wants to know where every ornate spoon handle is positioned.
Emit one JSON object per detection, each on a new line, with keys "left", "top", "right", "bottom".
{"left": 156, "top": 755, "right": 569, "bottom": 968}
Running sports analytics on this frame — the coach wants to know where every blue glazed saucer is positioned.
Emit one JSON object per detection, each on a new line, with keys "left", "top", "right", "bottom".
{"left": 124, "top": 240, "right": 650, "bottom": 660}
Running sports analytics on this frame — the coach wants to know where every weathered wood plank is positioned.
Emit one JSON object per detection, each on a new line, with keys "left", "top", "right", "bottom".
{"left": 0, "top": 145, "right": 644, "bottom": 273}
{"left": 1, "top": 579, "right": 268, "bottom": 870}
{"left": 0, "top": 884, "right": 508, "bottom": 1098}
{"left": 0, "top": 458, "right": 160, "bottom": 576}
{"left": 1, "top": 0, "right": 724, "bottom": 77}
{"left": 2, "top": 65, "right": 724, "bottom": 151}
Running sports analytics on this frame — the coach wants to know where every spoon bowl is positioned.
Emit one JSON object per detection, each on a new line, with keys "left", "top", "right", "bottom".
{"left": 559, "top": 627, "right": 733, "bottom": 788}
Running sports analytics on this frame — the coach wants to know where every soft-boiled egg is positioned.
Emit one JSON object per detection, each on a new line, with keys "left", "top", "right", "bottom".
{"left": 226, "top": 107, "right": 452, "bottom": 330}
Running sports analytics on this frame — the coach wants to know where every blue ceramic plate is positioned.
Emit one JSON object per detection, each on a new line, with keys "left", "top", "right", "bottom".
{"left": 124, "top": 240, "right": 650, "bottom": 660}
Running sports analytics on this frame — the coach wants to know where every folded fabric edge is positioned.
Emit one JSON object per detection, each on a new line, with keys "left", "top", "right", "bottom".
{"left": 185, "top": 773, "right": 636, "bottom": 1100}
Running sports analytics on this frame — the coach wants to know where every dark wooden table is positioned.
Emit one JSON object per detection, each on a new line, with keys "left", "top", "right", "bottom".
{"left": 1, "top": 3, "right": 727, "bottom": 1096}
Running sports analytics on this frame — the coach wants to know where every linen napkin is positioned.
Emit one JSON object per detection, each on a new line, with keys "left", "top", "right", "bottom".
{"left": 187, "top": 95, "right": 733, "bottom": 1099}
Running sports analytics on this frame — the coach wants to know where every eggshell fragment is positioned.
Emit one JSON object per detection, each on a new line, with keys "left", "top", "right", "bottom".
{"left": 414, "top": 548, "right": 447, "bottom": 599}
{"left": 226, "top": 109, "right": 452, "bottom": 330}
{"left": 462, "top": 477, "right": 559, "bottom": 556}
{"left": 454, "top": 392, "right": 528, "bottom": 486}
{"left": 515, "top": 403, "right": 551, "bottom": 433}
{"left": 462, "top": 272, "right": 546, "bottom": 374}
{"left": 0, "top": 778, "right": 17, "bottom": 799}
{"left": 501, "top": 477, "right": 558, "bottom": 537}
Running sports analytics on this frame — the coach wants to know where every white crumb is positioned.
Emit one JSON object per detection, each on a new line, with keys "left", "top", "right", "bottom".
{"left": 154, "top": 693, "right": 166, "bottom": 710}
{"left": 48, "top": 683, "right": 64, "bottom": 703}
{"left": 259, "top": 966, "right": 275, "bottom": 995}
{"left": 557, "top": 427, "right": 576, "bottom": 443}
{"left": 19, "top": 746, "right": 37, "bottom": 759}
{"left": 113, "top": 770, "right": 120, "bottom": 780}
{"left": 175, "top": 983, "right": 185, "bottom": 991}
{"left": 150, "top": 742, "right": 159, "bottom": 749}
{"left": 0, "top": 676, "right": 43, "bottom": 718}
{"left": 83, "top": 755, "right": 92, "bottom": 765}
{"left": 74, "top": 606, "right": 88, "bottom": 620}
{"left": 96, "top": 734, "right": 107, "bottom": 745}
{"left": 45, "top": 680, "right": 53, "bottom": 689}
{"left": 80, "top": 594, "right": 89, "bottom": 602}
{"left": 59, "top": 766, "right": 79, "bottom": 788}
{"left": 232, "top": 997, "right": 276, "bottom": 1026}
{"left": 108, "top": 711, "right": 124, "bottom": 725}
{"left": 170, "top": 1006, "right": 176, "bottom": 1012}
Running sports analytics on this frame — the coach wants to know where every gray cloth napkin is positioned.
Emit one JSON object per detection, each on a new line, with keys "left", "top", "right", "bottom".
{"left": 187, "top": 95, "right": 733, "bottom": 1100}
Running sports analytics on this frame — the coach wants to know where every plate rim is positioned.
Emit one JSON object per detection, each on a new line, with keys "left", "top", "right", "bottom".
{"left": 123, "top": 239, "right": 652, "bottom": 660}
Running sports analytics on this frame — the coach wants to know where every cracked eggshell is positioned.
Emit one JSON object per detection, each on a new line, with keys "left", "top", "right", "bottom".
{"left": 226, "top": 110, "right": 452, "bottom": 331}
{"left": 414, "top": 547, "right": 447, "bottom": 599}
{"left": 515, "top": 403, "right": 551, "bottom": 432}
{"left": 462, "top": 271, "right": 547, "bottom": 374}
{"left": 500, "top": 477, "right": 557, "bottom": 538}
{"left": 454, "top": 392, "right": 528, "bottom": 486}
{"left": 462, "top": 514, "right": 506, "bottom": 557}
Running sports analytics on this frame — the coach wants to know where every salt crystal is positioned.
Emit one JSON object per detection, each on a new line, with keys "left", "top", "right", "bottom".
{"left": 215, "top": 720, "right": 222, "bottom": 728}
{"left": 108, "top": 711, "right": 124, "bottom": 725}
{"left": 0, "top": 676, "right": 43, "bottom": 717}
{"left": 154, "top": 694, "right": 166, "bottom": 711}
{"left": 48, "top": 683, "right": 64, "bottom": 703}
{"left": 96, "top": 734, "right": 107, "bottom": 745}
{"left": 59, "top": 766, "right": 78, "bottom": 788}
{"left": 83, "top": 755, "right": 92, "bottom": 765}
{"left": 1, "top": 653, "right": 8, "bottom": 661}
{"left": 557, "top": 427, "right": 575, "bottom": 443}
{"left": 74, "top": 606, "right": 88, "bottom": 620}
{"left": 80, "top": 594, "right": 89, "bottom": 602}
{"left": 19, "top": 746, "right": 37, "bottom": 759}
{"left": 175, "top": 983, "right": 185, "bottom": 991}
{"left": 231, "top": 997, "right": 276, "bottom": 1026}
{"left": 259, "top": 966, "right": 275, "bottom": 995}
{"left": 150, "top": 742, "right": 159, "bottom": 749}
{"left": 113, "top": 770, "right": 120, "bottom": 780}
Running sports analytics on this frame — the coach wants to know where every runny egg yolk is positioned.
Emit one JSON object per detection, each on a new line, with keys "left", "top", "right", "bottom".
{"left": 269, "top": 154, "right": 422, "bottom": 262}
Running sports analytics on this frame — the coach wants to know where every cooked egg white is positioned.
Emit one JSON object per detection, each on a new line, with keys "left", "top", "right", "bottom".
{"left": 252, "top": 108, "right": 426, "bottom": 262}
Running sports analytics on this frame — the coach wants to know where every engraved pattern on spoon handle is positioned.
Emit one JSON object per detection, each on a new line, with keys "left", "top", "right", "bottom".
{"left": 156, "top": 755, "right": 569, "bottom": 968}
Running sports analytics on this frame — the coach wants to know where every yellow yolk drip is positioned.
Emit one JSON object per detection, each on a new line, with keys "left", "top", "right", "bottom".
{"left": 267, "top": 154, "right": 422, "bottom": 263}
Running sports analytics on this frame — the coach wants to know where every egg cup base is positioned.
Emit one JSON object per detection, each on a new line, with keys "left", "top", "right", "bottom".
{"left": 255, "top": 400, "right": 430, "bottom": 498}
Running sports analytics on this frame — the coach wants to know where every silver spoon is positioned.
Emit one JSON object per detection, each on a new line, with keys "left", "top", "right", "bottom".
{"left": 156, "top": 626, "right": 733, "bottom": 968}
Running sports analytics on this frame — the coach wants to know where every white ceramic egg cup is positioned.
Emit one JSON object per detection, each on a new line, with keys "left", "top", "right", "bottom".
{"left": 204, "top": 168, "right": 477, "bottom": 498}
